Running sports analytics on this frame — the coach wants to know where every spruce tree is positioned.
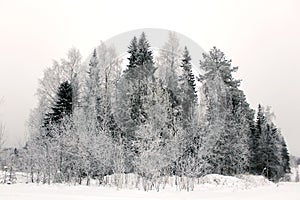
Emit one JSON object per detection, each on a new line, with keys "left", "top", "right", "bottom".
{"left": 44, "top": 81, "right": 73, "bottom": 133}
{"left": 253, "top": 105, "right": 286, "bottom": 181}
{"left": 52, "top": 81, "right": 73, "bottom": 118}
{"left": 122, "top": 33, "right": 156, "bottom": 126}
{"left": 116, "top": 33, "right": 156, "bottom": 173}
{"left": 137, "top": 32, "right": 156, "bottom": 80}
{"left": 124, "top": 36, "right": 138, "bottom": 79}
{"left": 280, "top": 137, "right": 291, "bottom": 173}
{"left": 250, "top": 104, "right": 264, "bottom": 174}
{"left": 179, "top": 46, "right": 197, "bottom": 122}
{"left": 260, "top": 122, "right": 281, "bottom": 180}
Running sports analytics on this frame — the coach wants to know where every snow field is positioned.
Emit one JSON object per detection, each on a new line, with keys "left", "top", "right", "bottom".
{"left": 1, "top": 173, "right": 299, "bottom": 200}
{"left": 0, "top": 181, "right": 299, "bottom": 200}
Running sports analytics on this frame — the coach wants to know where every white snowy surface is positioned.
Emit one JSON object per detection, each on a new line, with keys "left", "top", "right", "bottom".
{"left": 0, "top": 174, "right": 299, "bottom": 200}
{"left": 0, "top": 182, "right": 299, "bottom": 200}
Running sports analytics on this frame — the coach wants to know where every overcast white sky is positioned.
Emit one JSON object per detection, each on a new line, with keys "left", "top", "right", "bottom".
{"left": 0, "top": 0, "right": 299, "bottom": 155}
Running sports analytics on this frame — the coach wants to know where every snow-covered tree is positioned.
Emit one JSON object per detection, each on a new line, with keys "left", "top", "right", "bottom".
{"left": 199, "top": 47, "right": 252, "bottom": 175}
{"left": 179, "top": 47, "right": 197, "bottom": 125}
{"left": 252, "top": 105, "right": 287, "bottom": 181}
{"left": 96, "top": 42, "right": 122, "bottom": 136}
{"left": 68, "top": 109, "right": 115, "bottom": 185}
{"left": 156, "top": 31, "right": 182, "bottom": 92}
{"left": 280, "top": 136, "right": 291, "bottom": 174}
{"left": 133, "top": 82, "right": 183, "bottom": 191}
{"left": 155, "top": 32, "right": 182, "bottom": 138}
{"left": 115, "top": 33, "right": 156, "bottom": 173}
{"left": 37, "top": 48, "right": 82, "bottom": 114}
{"left": 44, "top": 81, "right": 73, "bottom": 131}
{"left": 24, "top": 37, "right": 292, "bottom": 188}
{"left": 84, "top": 44, "right": 122, "bottom": 136}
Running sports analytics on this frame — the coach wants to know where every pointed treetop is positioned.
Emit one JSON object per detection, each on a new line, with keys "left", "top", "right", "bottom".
{"left": 138, "top": 32, "right": 147, "bottom": 47}
{"left": 89, "top": 48, "right": 98, "bottom": 68}
{"left": 125, "top": 32, "right": 156, "bottom": 80}
{"left": 180, "top": 46, "right": 197, "bottom": 103}
{"left": 137, "top": 32, "right": 154, "bottom": 66}
{"left": 199, "top": 46, "right": 240, "bottom": 88}
{"left": 128, "top": 36, "right": 138, "bottom": 53}
{"left": 44, "top": 81, "right": 73, "bottom": 130}
{"left": 182, "top": 46, "right": 192, "bottom": 66}
{"left": 127, "top": 36, "right": 138, "bottom": 69}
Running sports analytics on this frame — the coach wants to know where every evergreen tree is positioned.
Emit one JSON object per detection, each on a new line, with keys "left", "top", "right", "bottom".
{"left": 42, "top": 81, "right": 73, "bottom": 178}
{"left": 124, "top": 36, "right": 138, "bottom": 79}
{"left": 175, "top": 47, "right": 212, "bottom": 178}
{"left": 44, "top": 81, "right": 73, "bottom": 132}
{"left": 261, "top": 123, "right": 282, "bottom": 181}
{"left": 137, "top": 32, "right": 156, "bottom": 80}
{"left": 250, "top": 104, "right": 264, "bottom": 174}
{"left": 125, "top": 33, "right": 156, "bottom": 81}
{"left": 179, "top": 47, "right": 197, "bottom": 123}
{"left": 116, "top": 33, "right": 156, "bottom": 172}
{"left": 121, "top": 32, "right": 156, "bottom": 126}
{"left": 199, "top": 47, "right": 252, "bottom": 175}
{"left": 280, "top": 137, "right": 291, "bottom": 173}
{"left": 253, "top": 105, "right": 285, "bottom": 181}
{"left": 199, "top": 46, "right": 240, "bottom": 88}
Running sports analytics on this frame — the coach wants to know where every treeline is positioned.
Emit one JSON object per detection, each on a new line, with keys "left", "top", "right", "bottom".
{"left": 0, "top": 32, "right": 290, "bottom": 189}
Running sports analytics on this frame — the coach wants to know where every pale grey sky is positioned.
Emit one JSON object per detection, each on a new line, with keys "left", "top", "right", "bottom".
{"left": 0, "top": 0, "right": 299, "bottom": 155}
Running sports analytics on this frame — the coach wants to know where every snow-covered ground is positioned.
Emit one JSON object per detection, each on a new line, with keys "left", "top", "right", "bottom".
{"left": 0, "top": 174, "right": 299, "bottom": 200}
{"left": 0, "top": 181, "right": 299, "bottom": 200}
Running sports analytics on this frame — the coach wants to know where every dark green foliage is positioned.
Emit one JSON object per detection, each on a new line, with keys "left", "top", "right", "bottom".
{"left": 127, "top": 36, "right": 138, "bottom": 70}
{"left": 137, "top": 33, "right": 154, "bottom": 67}
{"left": 260, "top": 124, "right": 282, "bottom": 181}
{"left": 250, "top": 104, "right": 264, "bottom": 174}
{"left": 125, "top": 33, "right": 156, "bottom": 81}
{"left": 123, "top": 32, "right": 157, "bottom": 125}
{"left": 280, "top": 137, "right": 291, "bottom": 173}
{"left": 250, "top": 104, "right": 289, "bottom": 181}
{"left": 44, "top": 81, "right": 73, "bottom": 131}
